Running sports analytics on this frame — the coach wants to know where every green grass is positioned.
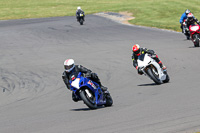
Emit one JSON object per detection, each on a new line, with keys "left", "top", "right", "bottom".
{"left": 0, "top": 0, "right": 200, "bottom": 31}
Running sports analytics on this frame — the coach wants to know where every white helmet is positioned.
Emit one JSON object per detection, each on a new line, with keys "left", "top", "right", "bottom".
{"left": 185, "top": 9, "right": 190, "bottom": 15}
{"left": 64, "top": 59, "right": 75, "bottom": 73}
{"left": 77, "top": 6, "right": 81, "bottom": 10}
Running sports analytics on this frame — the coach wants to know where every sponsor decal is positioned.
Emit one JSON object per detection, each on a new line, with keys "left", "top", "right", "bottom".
{"left": 71, "top": 75, "right": 75, "bottom": 81}
{"left": 88, "top": 80, "right": 97, "bottom": 89}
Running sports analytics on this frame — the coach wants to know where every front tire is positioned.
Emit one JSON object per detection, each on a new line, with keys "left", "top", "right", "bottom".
{"left": 79, "top": 18, "right": 83, "bottom": 25}
{"left": 147, "top": 68, "right": 162, "bottom": 85}
{"left": 193, "top": 34, "right": 200, "bottom": 47}
{"left": 80, "top": 89, "right": 97, "bottom": 109}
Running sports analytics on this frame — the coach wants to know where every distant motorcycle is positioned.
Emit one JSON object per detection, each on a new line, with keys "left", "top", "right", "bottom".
{"left": 69, "top": 72, "right": 113, "bottom": 109}
{"left": 137, "top": 53, "right": 170, "bottom": 84}
{"left": 77, "top": 13, "right": 84, "bottom": 25}
{"left": 189, "top": 24, "right": 200, "bottom": 47}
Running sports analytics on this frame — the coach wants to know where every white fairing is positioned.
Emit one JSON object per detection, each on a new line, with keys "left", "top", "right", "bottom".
{"left": 137, "top": 54, "right": 151, "bottom": 67}
{"left": 137, "top": 54, "right": 166, "bottom": 81}
{"left": 190, "top": 26, "right": 199, "bottom": 31}
{"left": 71, "top": 78, "right": 80, "bottom": 89}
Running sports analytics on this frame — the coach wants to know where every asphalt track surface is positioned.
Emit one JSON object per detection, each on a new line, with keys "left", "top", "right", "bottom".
{"left": 0, "top": 15, "right": 200, "bottom": 133}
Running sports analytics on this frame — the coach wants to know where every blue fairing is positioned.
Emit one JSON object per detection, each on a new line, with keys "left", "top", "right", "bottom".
{"left": 180, "top": 13, "right": 187, "bottom": 23}
{"left": 69, "top": 72, "right": 106, "bottom": 105}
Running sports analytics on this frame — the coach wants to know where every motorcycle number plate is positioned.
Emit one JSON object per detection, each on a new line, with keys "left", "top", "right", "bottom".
{"left": 191, "top": 26, "right": 199, "bottom": 31}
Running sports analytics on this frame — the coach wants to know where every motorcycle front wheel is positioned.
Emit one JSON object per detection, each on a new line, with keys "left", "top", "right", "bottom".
{"left": 193, "top": 34, "right": 200, "bottom": 47}
{"left": 79, "top": 18, "right": 83, "bottom": 25}
{"left": 80, "top": 89, "right": 97, "bottom": 109}
{"left": 147, "top": 68, "right": 162, "bottom": 85}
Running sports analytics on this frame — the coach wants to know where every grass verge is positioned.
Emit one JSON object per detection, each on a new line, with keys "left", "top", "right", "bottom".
{"left": 0, "top": 0, "right": 200, "bottom": 32}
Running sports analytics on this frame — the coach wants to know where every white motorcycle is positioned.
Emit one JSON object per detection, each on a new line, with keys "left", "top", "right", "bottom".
{"left": 137, "top": 53, "right": 170, "bottom": 84}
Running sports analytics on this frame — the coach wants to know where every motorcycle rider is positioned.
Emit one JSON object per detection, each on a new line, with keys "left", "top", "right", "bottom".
{"left": 180, "top": 9, "right": 192, "bottom": 39}
{"left": 76, "top": 6, "right": 85, "bottom": 22}
{"left": 132, "top": 44, "right": 166, "bottom": 75}
{"left": 62, "top": 59, "right": 108, "bottom": 102}
{"left": 185, "top": 13, "right": 200, "bottom": 31}
{"left": 180, "top": 9, "right": 191, "bottom": 33}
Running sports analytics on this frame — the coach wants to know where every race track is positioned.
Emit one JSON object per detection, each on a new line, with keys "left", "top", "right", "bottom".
{"left": 0, "top": 15, "right": 200, "bottom": 133}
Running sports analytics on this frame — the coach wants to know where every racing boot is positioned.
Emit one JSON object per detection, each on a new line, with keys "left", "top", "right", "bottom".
{"left": 162, "top": 65, "right": 167, "bottom": 70}
{"left": 101, "top": 85, "right": 110, "bottom": 96}
{"left": 159, "top": 63, "right": 167, "bottom": 74}
{"left": 95, "top": 78, "right": 110, "bottom": 95}
{"left": 98, "top": 83, "right": 109, "bottom": 95}
{"left": 158, "top": 61, "right": 166, "bottom": 69}
{"left": 100, "top": 85, "right": 110, "bottom": 101}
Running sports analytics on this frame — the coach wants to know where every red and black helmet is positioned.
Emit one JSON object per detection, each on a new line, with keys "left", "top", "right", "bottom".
{"left": 187, "top": 13, "right": 194, "bottom": 21}
{"left": 132, "top": 44, "right": 141, "bottom": 56}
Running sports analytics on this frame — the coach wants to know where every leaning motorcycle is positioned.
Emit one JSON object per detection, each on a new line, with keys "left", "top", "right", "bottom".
{"left": 69, "top": 72, "right": 113, "bottom": 109}
{"left": 137, "top": 53, "right": 170, "bottom": 85}
{"left": 77, "top": 13, "right": 84, "bottom": 25}
{"left": 189, "top": 24, "right": 200, "bottom": 47}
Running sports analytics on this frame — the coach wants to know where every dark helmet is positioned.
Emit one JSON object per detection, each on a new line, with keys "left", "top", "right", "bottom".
{"left": 185, "top": 9, "right": 191, "bottom": 15}
{"left": 64, "top": 59, "right": 75, "bottom": 73}
{"left": 132, "top": 44, "right": 141, "bottom": 56}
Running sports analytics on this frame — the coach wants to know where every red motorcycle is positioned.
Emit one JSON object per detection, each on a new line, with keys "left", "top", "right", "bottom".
{"left": 189, "top": 24, "right": 200, "bottom": 47}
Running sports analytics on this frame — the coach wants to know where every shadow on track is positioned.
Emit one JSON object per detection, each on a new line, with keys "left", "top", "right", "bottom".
{"left": 70, "top": 106, "right": 105, "bottom": 111}
{"left": 188, "top": 46, "right": 200, "bottom": 48}
{"left": 70, "top": 108, "right": 91, "bottom": 111}
{"left": 137, "top": 83, "right": 157, "bottom": 86}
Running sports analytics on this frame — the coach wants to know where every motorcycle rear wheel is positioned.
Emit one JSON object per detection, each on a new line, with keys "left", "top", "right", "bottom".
{"left": 105, "top": 94, "right": 113, "bottom": 107}
{"left": 80, "top": 89, "right": 97, "bottom": 109}
{"left": 163, "top": 74, "right": 170, "bottom": 83}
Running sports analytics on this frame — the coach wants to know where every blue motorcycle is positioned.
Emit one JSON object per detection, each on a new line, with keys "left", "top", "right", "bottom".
{"left": 69, "top": 72, "right": 113, "bottom": 109}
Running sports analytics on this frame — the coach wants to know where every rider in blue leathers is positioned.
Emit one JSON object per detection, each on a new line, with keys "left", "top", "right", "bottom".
{"left": 180, "top": 9, "right": 191, "bottom": 33}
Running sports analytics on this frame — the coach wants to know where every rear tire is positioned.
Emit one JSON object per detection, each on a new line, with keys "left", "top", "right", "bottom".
{"left": 163, "top": 74, "right": 170, "bottom": 83}
{"left": 80, "top": 89, "right": 97, "bottom": 109}
{"left": 105, "top": 94, "right": 113, "bottom": 107}
{"left": 147, "top": 68, "right": 162, "bottom": 85}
